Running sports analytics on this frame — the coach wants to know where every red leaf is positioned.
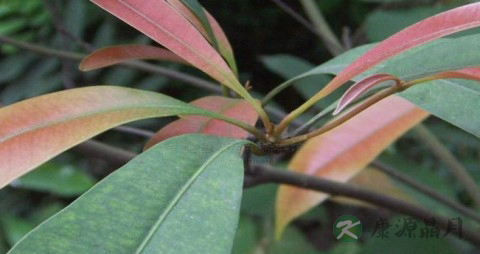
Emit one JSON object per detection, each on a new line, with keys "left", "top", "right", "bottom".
{"left": 314, "top": 3, "right": 480, "bottom": 101}
{"left": 275, "top": 95, "right": 428, "bottom": 238}
{"left": 91, "top": 0, "right": 238, "bottom": 88}
{"left": 144, "top": 96, "right": 258, "bottom": 150}
{"left": 0, "top": 86, "right": 248, "bottom": 189}
{"left": 333, "top": 74, "right": 401, "bottom": 115}
{"left": 165, "top": 0, "right": 237, "bottom": 74}
{"left": 79, "top": 45, "right": 188, "bottom": 71}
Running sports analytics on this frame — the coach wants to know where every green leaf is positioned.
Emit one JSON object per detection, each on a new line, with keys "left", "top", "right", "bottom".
{"left": 231, "top": 216, "right": 257, "bottom": 254}
{"left": 1, "top": 215, "right": 35, "bottom": 246}
{"left": 181, "top": 0, "right": 218, "bottom": 48}
{"left": 366, "top": 6, "right": 448, "bottom": 42}
{"left": 8, "top": 134, "right": 249, "bottom": 254}
{"left": 285, "top": 33, "right": 480, "bottom": 138}
{"left": 12, "top": 163, "right": 95, "bottom": 197}
{"left": 261, "top": 54, "right": 344, "bottom": 108}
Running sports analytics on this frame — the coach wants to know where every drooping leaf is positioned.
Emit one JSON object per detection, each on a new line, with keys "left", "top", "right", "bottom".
{"left": 91, "top": 0, "right": 241, "bottom": 93}
{"left": 144, "top": 96, "right": 258, "bottom": 149}
{"left": 8, "top": 134, "right": 248, "bottom": 254}
{"left": 334, "top": 74, "right": 401, "bottom": 115}
{"left": 275, "top": 96, "right": 428, "bottom": 237}
{"left": 0, "top": 86, "right": 254, "bottom": 189}
{"left": 79, "top": 44, "right": 188, "bottom": 71}
{"left": 311, "top": 2, "right": 480, "bottom": 101}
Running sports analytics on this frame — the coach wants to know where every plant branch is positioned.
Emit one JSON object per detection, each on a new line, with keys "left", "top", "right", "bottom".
{"left": 372, "top": 161, "right": 480, "bottom": 223}
{"left": 269, "top": 0, "right": 320, "bottom": 37}
{"left": 41, "top": 0, "right": 94, "bottom": 52}
{"left": 72, "top": 139, "right": 480, "bottom": 247}
{"left": 246, "top": 164, "right": 480, "bottom": 248}
{"left": 0, "top": 35, "right": 222, "bottom": 93}
{"left": 276, "top": 86, "right": 398, "bottom": 146}
{"left": 112, "top": 125, "right": 155, "bottom": 138}
{"left": 299, "top": 0, "right": 345, "bottom": 56}
{"left": 413, "top": 124, "right": 480, "bottom": 209}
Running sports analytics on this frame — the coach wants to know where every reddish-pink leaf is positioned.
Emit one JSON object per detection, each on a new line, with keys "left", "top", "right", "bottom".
{"left": 0, "top": 86, "right": 246, "bottom": 189}
{"left": 91, "top": 0, "right": 238, "bottom": 88}
{"left": 144, "top": 96, "right": 258, "bottom": 150}
{"left": 275, "top": 95, "right": 429, "bottom": 238}
{"left": 165, "top": 0, "right": 237, "bottom": 74}
{"left": 166, "top": 0, "right": 206, "bottom": 36}
{"left": 333, "top": 74, "right": 402, "bottom": 115}
{"left": 79, "top": 44, "right": 188, "bottom": 71}
{"left": 314, "top": 2, "right": 480, "bottom": 101}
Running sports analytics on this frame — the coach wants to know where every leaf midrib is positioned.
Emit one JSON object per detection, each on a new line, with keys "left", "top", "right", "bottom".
{"left": 134, "top": 140, "right": 244, "bottom": 253}
{"left": 0, "top": 104, "right": 199, "bottom": 143}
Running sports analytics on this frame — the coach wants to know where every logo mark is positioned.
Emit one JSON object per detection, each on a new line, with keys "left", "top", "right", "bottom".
{"left": 333, "top": 215, "right": 362, "bottom": 242}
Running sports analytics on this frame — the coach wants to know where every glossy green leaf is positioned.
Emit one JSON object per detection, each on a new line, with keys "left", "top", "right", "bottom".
{"left": 9, "top": 134, "right": 249, "bottom": 254}
{"left": 11, "top": 163, "right": 95, "bottom": 197}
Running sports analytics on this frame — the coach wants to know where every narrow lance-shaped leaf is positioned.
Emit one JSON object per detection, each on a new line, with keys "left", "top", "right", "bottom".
{"left": 166, "top": 0, "right": 238, "bottom": 75}
{"left": 275, "top": 95, "right": 428, "bottom": 238}
{"left": 91, "top": 0, "right": 241, "bottom": 93}
{"left": 0, "top": 86, "right": 255, "bottom": 189}
{"left": 9, "top": 134, "right": 249, "bottom": 254}
{"left": 312, "top": 2, "right": 480, "bottom": 101}
{"left": 91, "top": 0, "right": 267, "bottom": 127}
{"left": 333, "top": 74, "right": 402, "bottom": 115}
{"left": 181, "top": 0, "right": 219, "bottom": 48}
{"left": 144, "top": 96, "right": 258, "bottom": 150}
{"left": 79, "top": 44, "right": 188, "bottom": 71}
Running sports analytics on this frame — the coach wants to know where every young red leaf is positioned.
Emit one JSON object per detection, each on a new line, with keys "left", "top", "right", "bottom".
{"left": 0, "top": 86, "right": 254, "bottom": 189}
{"left": 144, "top": 96, "right": 258, "bottom": 150}
{"left": 275, "top": 95, "right": 428, "bottom": 238}
{"left": 79, "top": 45, "right": 188, "bottom": 71}
{"left": 333, "top": 74, "right": 402, "bottom": 115}
{"left": 91, "top": 0, "right": 269, "bottom": 129}
{"left": 91, "top": 0, "right": 238, "bottom": 90}
{"left": 313, "top": 2, "right": 480, "bottom": 101}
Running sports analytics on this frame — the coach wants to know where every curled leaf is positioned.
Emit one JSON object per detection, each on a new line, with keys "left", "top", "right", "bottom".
{"left": 333, "top": 74, "right": 402, "bottom": 115}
